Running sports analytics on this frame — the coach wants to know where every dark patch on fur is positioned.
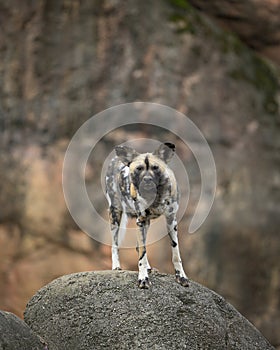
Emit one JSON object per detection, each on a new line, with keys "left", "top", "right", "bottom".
{"left": 139, "top": 248, "right": 146, "bottom": 261}
{"left": 144, "top": 155, "right": 149, "bottom": 170}
{"left": 164, "top": 142, "right": 175, "bottom": 151}
{"left": 109, "top": 206, "right": 122, "bottom": 226}
{"left": 131, "top": 172, "right": 141, "bottom": 190}
{"left": 145, "top": 209, "right": 150, "bottom": 216}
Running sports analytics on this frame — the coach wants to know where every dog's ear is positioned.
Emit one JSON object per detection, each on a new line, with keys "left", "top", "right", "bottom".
{"left": 153, "top": 142, "right": 175, "bottom": 163}
{"left": 115, "top": 145, "right": 139, "bottom": 166}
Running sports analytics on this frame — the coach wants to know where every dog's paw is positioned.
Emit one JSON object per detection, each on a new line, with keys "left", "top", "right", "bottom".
{"left": 113, "top": 267, "right": 122, "bottom": 271}
{"left": 176, "top": 275, "right": 189, "bottom": 287}
{"left": 138, "top": 277, "right": 150, "bottom": 289}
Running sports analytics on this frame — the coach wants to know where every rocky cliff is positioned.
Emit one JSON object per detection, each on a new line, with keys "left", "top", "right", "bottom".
{"left": 0, "top": 0, "right": 279, "bottom": 347}
{"left": 188, "top": 0, "right": 280, "bottom": 65}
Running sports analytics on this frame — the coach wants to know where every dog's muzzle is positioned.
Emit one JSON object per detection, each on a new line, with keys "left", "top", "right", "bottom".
{"left": 139, "top": 176, "right": 157, "bottom": 206}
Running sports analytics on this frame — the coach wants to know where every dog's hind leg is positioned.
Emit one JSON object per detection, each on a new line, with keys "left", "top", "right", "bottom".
{"left": 109, "top": 206, "right": 123, "bottom": 270}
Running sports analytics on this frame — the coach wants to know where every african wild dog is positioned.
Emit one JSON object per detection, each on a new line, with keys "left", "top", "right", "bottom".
{"left": 105, "top": 142, "right": 189, "bottom": 289}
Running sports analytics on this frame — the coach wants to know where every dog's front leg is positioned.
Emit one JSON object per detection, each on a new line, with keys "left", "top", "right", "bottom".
{"left": 165, "top": 213, "right": 189, "bottom": 287}
{"left": 136, "top": 216, "right": 151, "bottom": 289}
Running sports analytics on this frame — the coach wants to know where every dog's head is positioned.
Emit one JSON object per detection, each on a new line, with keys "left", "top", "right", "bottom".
{"left": 115, "top": 142, "right": 175, "bottom": 199}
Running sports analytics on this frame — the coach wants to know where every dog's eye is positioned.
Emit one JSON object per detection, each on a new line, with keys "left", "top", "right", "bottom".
{"left": 136, "top": 165, "right": 144, "bottom": 171}
{"left": 151, "top": 165, "right": 159, "bottom": 171}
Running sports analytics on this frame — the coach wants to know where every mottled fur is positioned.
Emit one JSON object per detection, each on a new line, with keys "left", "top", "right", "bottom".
{"left": 105, "top": 142, "right": 188, "bottom": 288}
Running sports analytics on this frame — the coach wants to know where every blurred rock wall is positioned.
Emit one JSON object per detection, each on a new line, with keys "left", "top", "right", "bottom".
{"left": 188, "top": 0, "right": 280, "bottom": 65}
{"left": 0, "top": 0, "right": 279, "bottom": 347}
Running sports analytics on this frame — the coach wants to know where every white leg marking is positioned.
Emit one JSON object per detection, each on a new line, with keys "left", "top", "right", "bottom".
{"left": 136, "top": 218, "right": 150, "bottom": 288}
{"left": 111, "top": 226, "right": 121, "bottom": 270}
{"left": 138, "top": 253, "right": 150, "bottom": 280}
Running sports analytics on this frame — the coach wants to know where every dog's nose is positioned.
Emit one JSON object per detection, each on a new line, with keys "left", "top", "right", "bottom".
{"left": 143, "top": 176, "right": 153, "bottom": 183}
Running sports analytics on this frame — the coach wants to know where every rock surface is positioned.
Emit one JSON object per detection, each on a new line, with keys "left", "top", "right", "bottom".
{"left": 0, "top": 310, "right": 46, "bottom": 350}
{"left": 24, "top": 271, "right": 274, "bottom": 350}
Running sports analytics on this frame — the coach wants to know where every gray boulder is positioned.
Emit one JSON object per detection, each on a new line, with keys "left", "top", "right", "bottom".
{"left": 24, "top": 271, "right": 275, "bottom": 350}
{"left": 0, "top": 310, "right": 47, "bottom": 350}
